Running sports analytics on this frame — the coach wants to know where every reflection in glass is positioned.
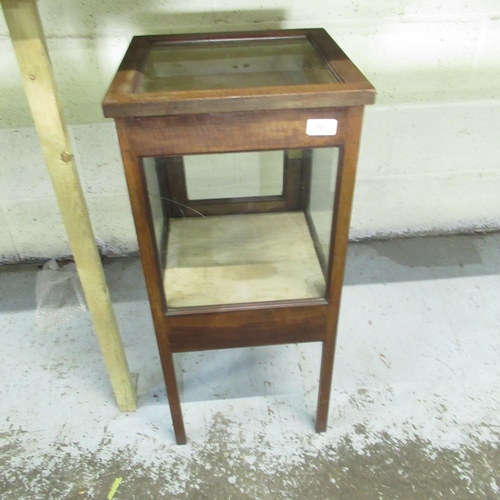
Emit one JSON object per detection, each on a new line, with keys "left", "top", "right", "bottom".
{"left": 138, "top": 38, "right": 338, "bottom": 93}
{"left": 142, "top": 147, "right": 339, "bottom": 309}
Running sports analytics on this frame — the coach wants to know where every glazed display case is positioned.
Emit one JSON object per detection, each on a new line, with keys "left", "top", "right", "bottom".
{"left": 103, "top": 28, "right": 375, "bottom": 444}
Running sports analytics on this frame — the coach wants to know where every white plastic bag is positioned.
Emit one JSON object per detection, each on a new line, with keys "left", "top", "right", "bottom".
{"left": 35, "top": 259, "right": 87, "bottom": 333}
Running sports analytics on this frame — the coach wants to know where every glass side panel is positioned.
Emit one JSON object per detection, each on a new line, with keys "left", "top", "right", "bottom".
{"left": 142, "top": 157, "right": 167, "bottom": 266}
{"left": 184, "top": 151, "right": 283, "bottom": 200}
{"left": 306, "top": 148, "right": 340, "bottom": 268}
{"left": 141, "top": 147, "right": 340, "bottom": 310}
{"left": 138, "top": 38, "right": 338, "bottom": 93}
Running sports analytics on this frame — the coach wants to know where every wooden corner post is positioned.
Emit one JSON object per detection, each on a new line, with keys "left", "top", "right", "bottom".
{"left": 1, "top": 0, "right": 137, "bottom": 411}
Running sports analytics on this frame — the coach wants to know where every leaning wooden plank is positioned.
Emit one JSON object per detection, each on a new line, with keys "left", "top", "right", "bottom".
{"left": 1, "top": 0, "right": 137, "bottom": 411}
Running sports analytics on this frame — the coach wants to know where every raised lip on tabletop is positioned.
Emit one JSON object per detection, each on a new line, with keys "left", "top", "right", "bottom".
{"left": 102, "top": 28, "right": 375, "bottom": 118}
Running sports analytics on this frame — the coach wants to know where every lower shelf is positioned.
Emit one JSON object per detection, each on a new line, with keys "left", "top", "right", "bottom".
{"left": 164, "top": 211, "right": 326, "bottom": 308}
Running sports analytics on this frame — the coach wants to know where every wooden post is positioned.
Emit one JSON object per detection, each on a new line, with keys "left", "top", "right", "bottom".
{"left": 1, "top": 0, "right": 137, "bottom": 411}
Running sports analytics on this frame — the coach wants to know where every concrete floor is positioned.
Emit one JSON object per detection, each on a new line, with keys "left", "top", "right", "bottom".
{"left": 1, "top": 232, "right": 500, "bottom": 499}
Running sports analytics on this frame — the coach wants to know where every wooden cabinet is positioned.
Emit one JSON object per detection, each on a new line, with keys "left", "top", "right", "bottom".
{"left": 103, "top": 29, "right": 375, "bottom": 444}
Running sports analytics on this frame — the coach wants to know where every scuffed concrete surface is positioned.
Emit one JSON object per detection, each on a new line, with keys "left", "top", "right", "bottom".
{"left": 2, "top": 423, "right": 499, "bottom": 499}
{"left": 0, "top": 233, "right": 499, "bottom": 498}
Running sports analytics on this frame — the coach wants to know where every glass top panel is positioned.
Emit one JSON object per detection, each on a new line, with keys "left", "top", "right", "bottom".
{"left": 138, "top": 37, "right": 338, "bottom": 93}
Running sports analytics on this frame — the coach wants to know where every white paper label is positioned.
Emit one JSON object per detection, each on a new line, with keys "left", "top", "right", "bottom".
{"left": 306, "top": 119, "right": 338, "bottom": 136}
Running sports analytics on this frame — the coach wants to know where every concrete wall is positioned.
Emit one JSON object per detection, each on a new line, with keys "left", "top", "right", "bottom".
{"left": 1, "top": 0, "right": 499, "bottom": 262}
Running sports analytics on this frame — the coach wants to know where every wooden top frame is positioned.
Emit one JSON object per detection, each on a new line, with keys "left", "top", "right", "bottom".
{"left": 103, "top": 29, "right": 375, "bottom": 118}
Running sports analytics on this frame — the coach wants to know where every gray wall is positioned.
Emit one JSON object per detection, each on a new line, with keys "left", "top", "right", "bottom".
{"left": 1, "top": 0, "right": 499, "bottom": 261}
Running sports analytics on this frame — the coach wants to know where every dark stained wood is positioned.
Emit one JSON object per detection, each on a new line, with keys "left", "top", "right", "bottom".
{"left": 102, "top": 29, "right": 375, "bottom": 118}
{"left": 103, "top": 36, "right": 151, "bottom": 97}
{"left": 115, "top": 120, "right": 187, "bottom": 445}
{"left": 162, "top": 154, "right": 288, "bottom": 217}
{"left": 299, "top": 149, "right": 313, "bottom": 209}
{"left": 154, "top": 158, "right": 172, "bottom": 222}
{"left": 169, "top": 197, "right": 287, "bottom": 217}
{"left": 167, "top": 304, "right": 327, "bottom": 352}
{"left": 309, "top": 29, "right": 373, "bottom": 86}
{"left": 129, "top": 28, "right": 319, "bottom": 46}
{"left": 165, "top": 297, "right": 328, "bottom": 316}
{"left": 104, "top": 82, "right": 374, "bottom": 118}
{"left": 283, "top": 151, "right": 303, "bottom": 211}
{"left": 105, "top": 29, "right": 374, "bottom": 444}
{"left": 315, "top": 106, "right": 365, "bottom": 433}
{"left": 124, "top": 108, "right": 347, "bottom": 157}
{"left": 161, "top": 156, "right": 188, "bottom": 218}
{"left": 153, "top": 149, "right": 306, "bottom": 218}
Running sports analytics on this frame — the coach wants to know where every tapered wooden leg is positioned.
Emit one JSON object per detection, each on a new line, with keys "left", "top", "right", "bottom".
{"left": 315, "top": 106, "right": 365, "bottom": 433}
{"left": 315, "top": 337, "right": 336, "bottom": 432}
{"left": 115, "top": 122, "right": 187, "bottom": 444}
{"left": 159, "top": 348, "right": 187, "bottom": 445}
